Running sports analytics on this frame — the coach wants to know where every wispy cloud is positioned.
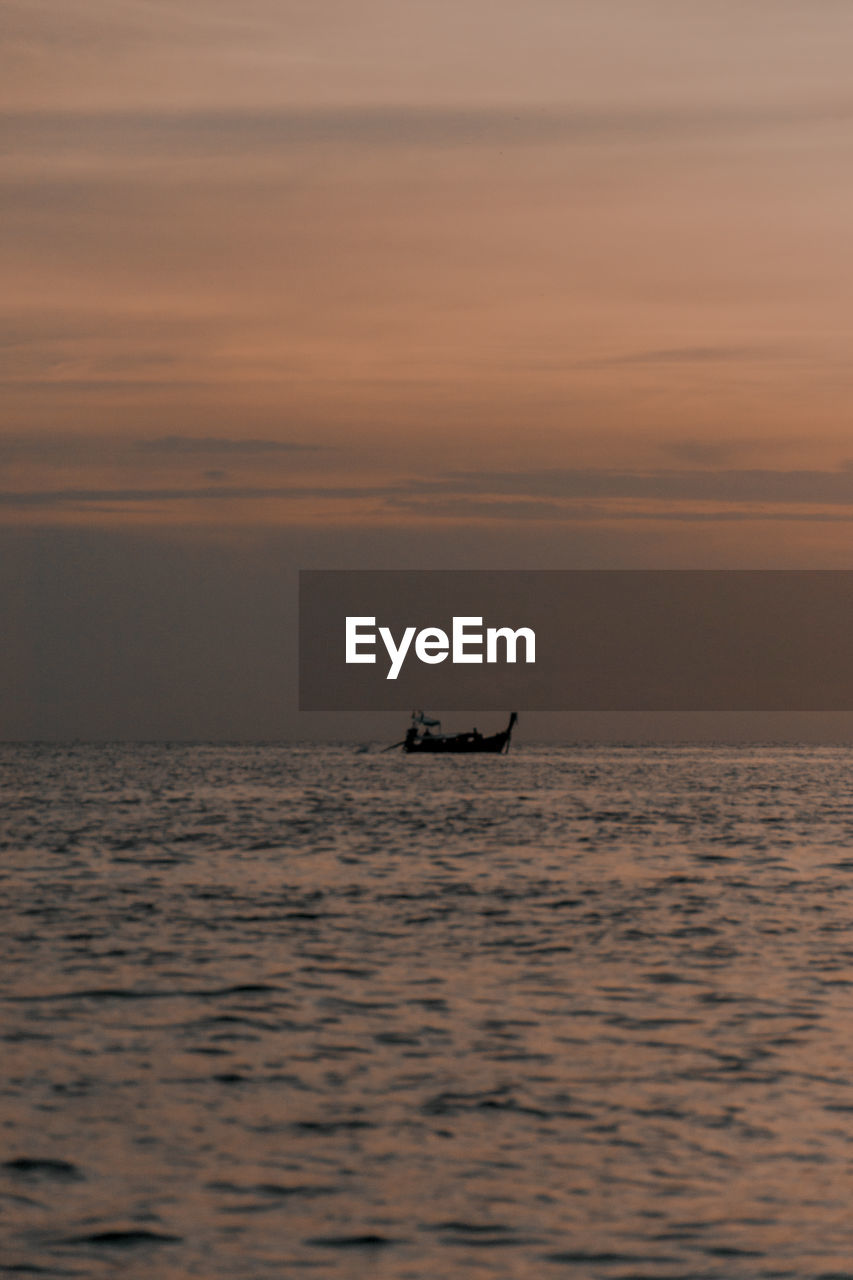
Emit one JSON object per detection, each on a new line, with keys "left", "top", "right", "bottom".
{"left": 0, "top": 484, "right": 385, "bottom": 508}
{"left": 576, "top": 344, "right": 783, "bottom": 370}
{"left": 6, "top": 466, "right": 853, "bottom": 521}
{"left": 387, "top": 495, "right": 853, "bottom": 523}
{"left": 132, "top": 435, "right": 325, "bottom": 455}
{"left": 5, "top": 100, "right": 853, "bottom": 162}
{"left": 0, "top": 432, "right": 327, "bottom": 465}
{"left": 426, "top": 468, "right": 853, "bottom": 505}
{"left": 659, "top": 438, "right": 764, "bottom": 466}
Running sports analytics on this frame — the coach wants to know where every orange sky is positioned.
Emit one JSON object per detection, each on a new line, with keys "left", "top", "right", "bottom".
{"left": 4, "top": 0, "right": 853, "bottom": 562}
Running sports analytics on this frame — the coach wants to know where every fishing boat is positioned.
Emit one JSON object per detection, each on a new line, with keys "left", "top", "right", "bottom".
{"left": 385, "top": 711, "right": 518, "bottom": 755}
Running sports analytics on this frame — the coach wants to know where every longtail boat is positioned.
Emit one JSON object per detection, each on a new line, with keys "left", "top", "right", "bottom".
{"left": 385, "top": 712, "right": 517, "bottom": 755}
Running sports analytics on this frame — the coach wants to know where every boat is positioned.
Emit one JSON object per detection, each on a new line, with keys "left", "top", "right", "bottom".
{"left": 385, "top": 711, "right": 518, "bottom": 755}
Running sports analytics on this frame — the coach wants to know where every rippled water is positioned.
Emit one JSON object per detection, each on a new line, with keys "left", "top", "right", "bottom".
{"left": 4, "top": 742, "right": 853, "bottom": 1278}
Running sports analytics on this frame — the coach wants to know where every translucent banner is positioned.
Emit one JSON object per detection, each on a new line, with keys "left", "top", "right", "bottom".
{"left": 299, "top": 570, "right": 853, "bottom": 711}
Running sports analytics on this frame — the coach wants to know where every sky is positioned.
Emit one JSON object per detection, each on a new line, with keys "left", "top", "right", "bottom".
{"left": 4, "top": 0, "right": 853, "bottom": 739}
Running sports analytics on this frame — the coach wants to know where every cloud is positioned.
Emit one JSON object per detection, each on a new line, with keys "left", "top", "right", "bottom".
{"left": 385, "top": 496, "right": 569, "bottom": 521}
{"left": 0, "top": 432, "right": 326, "bottom": 465}
{"left": 132, "top": 435, "right": 325, "bottom": 455}
{"left": 577, "top": 344, "right": 782, "bottom": 370}
{"left": 659, "top": 438, "right": 764, "bottom": 466}
{"left": 389, "top": 495, "right": 853, "bottom": 523}
{"left": 5, "top": 100, "right": 853, "bottom": 163}
{"left": 426, "top": 468, "right": 853, "bottom": 505}
{"left": 3, "top": 379, "right": 212, "bottom": 392}
{"left": 0, "top": 484, "right": 389, "bottom": 508}
{"left": 6, "top": 466, "right": 853, "bottom": 521}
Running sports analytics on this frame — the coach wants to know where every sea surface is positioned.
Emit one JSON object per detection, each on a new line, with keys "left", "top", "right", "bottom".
{"left": 3, "top": 743, "right": 853, "bottom": 1279}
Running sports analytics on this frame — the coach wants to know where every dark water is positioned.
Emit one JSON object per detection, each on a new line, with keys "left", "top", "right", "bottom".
{"left": 3, "top": 743, "right": 853, "bottom": 1278}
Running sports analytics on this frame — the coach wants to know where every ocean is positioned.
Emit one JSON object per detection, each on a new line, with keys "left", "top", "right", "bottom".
{"left": 3, "top": 742, "right": 853, "bottom": 1279}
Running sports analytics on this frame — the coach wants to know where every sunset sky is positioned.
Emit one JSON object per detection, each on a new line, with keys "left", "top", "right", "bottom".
{"left": 5, "top": 1, "right": 853, "bottom": 737}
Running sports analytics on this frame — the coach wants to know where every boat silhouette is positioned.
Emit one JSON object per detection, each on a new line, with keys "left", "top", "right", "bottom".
{"left": 385, "top": 711, "right": 517, "bottom": 755}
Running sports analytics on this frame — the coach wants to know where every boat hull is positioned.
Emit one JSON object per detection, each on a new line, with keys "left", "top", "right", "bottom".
{"left": 401, "top": 713, "right": 517, "bottom": 755}
{"left": 404, "top": 731, "right": 509, "bottom": 754}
